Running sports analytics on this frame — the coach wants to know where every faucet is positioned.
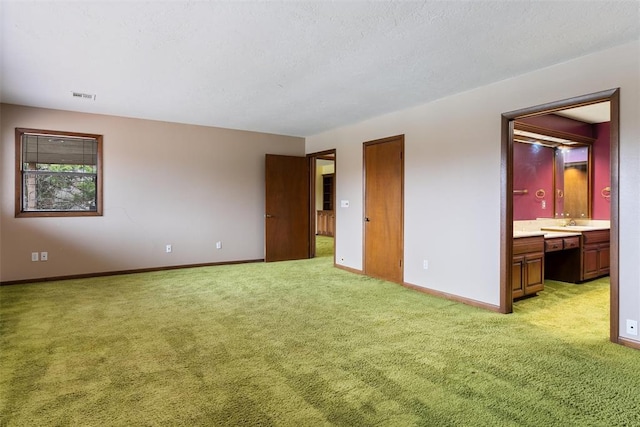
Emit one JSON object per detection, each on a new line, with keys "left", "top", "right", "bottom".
{"left": 561, "top": 214, "right": 576, "bottom": 226}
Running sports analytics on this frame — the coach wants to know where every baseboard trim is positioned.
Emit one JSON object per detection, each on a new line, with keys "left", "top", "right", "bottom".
{"left": 618, "top": 336, "right": 640, "bottom": 350}
{"left": 334, "top": 264, "right": 363, "bottom": 275}
{"left": 402, "top": 281, "right": 502, "bottom": 312}
{"left": 0, "top": 259, "right": 265, "bottom": 286}
{"left": 333, "top": 266, "right": 500, "bottom": 312}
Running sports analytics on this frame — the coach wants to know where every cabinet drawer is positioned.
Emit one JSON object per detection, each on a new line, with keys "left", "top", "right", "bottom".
{"left": 514, "top": 236, "right": 544, "bottom": 255}
{"left": 545, "top": 239, "right": 564, "bottom": 252}
{"left": 582, "top": 230, "right": 609, "bottom": 244}
{"left": 563, "top": 237, "right": 580, "bottom": 249}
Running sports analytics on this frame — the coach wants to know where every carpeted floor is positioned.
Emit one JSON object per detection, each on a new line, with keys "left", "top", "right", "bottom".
{"left": 1, "top": 236, "right": 639, "bottom": 426}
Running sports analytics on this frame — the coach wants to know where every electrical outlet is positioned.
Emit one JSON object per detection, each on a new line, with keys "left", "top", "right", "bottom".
{"left": 165, "top": 244, "right": 172, "bottom": 253}
{"left": 423, "top": 260, "right": 429, "bottom": 270}
{"left": 40, "top": 252, "right": 48, "bottom": 261}
{"left": 626, "top": 319, "right": 638, "bottom": 336}
{"left": 31, "top": 252, "right": 39, "bottom": 262}
{"left": 216, "top": 241, "right": 222, "bottom": 249}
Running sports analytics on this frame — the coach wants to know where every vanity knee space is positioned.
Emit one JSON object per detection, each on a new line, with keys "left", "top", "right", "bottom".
{"left": 543, "top": 230, "right": 610, "bottom": 283}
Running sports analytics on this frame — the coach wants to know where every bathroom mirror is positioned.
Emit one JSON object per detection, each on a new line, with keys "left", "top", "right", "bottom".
{"left": 554, "top": 145, "right": 590, "bottom": 219}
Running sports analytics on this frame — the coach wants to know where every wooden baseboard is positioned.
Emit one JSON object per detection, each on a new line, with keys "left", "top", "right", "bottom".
{"left": 617, "top": 336, "right": 640, "bottom": 350}
{"left": 403, "top": 281, "right": 502, "bottom": 312}
{"left": 333, "top": 266, "right": 500, "bottom": 312}
{"left": 0, "top": 259, "right": 265, "bottom": 286}
{"left": 334, "top": 263, "right": 363, "bottom": 275}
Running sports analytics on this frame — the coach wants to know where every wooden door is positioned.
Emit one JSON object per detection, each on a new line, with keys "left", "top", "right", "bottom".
{"left": 363, "top": 135, "right": 404, "bottom": 283}
{"left": 265, "top": 154, "right": 310, "bottom": 262}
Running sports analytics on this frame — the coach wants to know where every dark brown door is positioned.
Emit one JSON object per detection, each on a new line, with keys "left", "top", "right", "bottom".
{"left": 265, "top": 154, "right": 310, "bottom": 262}
{"left": 363, "top": 135, "right": 404, "bottom": 283}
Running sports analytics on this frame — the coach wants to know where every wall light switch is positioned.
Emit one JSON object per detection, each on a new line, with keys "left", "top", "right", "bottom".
{"left": 216, "top": 241, "right": 222, "bottom": 249}
{"left": 31, "top": 252, "right": 39, "bottom": 262}
{"left": 626, "top": 319, "right": 638, "bottom": 336}
{"left": 40, "top": 252, "right": 48, "bottom": 261}
{"left": 165, "top": 244, "right": 172, "bottom": 253}
{"left": 340, "top": 200, "right": 349, "bottom": 208}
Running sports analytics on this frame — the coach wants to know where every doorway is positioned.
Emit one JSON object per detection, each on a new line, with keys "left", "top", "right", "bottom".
{"left": 363, "top": 135, "right": 404, "bottom": 283}
{"left": 308, "top": 150, "right": 336, "bottom": 260}
{"left": 501, "top": 89, "right": 620, "bottom": 342}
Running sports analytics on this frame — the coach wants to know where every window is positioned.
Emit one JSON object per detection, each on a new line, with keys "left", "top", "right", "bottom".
{"left": 15, "top": 128, "right": 103, "bottom": 217}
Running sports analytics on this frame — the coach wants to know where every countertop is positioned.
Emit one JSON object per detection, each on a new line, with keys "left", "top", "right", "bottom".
{"left": 514, "top": 225, "right": 610, "bottom": 239}
{"left": 513, "top": 231, "right": 546, "bottom": 238}
{"left": 540, "top": 226, "right": 610, "bottom": 233}
{"left": 541, "top": 231, "right": 582, "bottom": 238}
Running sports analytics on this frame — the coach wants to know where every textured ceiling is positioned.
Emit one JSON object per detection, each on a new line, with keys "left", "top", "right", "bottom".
{"left": 1, "top": 1, "right": 638, "bottom": 137}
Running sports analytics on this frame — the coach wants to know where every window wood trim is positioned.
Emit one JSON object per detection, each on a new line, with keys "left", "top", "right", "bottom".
{"left": 15, "top": 128, "right": 104, "bottom": 218}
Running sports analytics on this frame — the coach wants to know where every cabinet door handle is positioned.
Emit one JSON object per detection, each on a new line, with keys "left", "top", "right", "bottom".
{"left": 265, "top": 214, "right": 274, "bottom": 218}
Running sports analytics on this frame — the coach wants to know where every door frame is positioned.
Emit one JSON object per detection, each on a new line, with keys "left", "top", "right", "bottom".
{"left": 308, "top": 149, "right": 336, "bottom": 261}
{"left": 500, "top": 88, "right": 620, "bottom": 342}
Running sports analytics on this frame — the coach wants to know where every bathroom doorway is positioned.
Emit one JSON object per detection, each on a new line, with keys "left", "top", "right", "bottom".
{"left": 501, "top": 89, "right": 620, "bottom": 342}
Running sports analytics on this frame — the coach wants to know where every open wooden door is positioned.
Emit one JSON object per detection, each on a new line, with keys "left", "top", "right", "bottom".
{"left": 265, "top": 154, "right": 310, "bottom": 262}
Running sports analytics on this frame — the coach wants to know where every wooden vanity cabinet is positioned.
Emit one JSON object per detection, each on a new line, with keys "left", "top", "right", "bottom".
{"left": 581, "top": 230, "right": 610, "bottom": 280}
{"left": 513, "top": 236, "right": 544, "bottom": 299}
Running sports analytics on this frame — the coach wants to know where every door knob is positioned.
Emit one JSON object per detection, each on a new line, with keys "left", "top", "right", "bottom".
{"left": 364, "top": 217, "right": 370, "bottom": 222}
{"left": 265, "top": 214, "right": 273, "bottom": 218}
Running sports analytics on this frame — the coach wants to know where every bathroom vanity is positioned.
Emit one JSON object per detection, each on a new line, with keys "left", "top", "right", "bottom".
{"left": 512, "top": 225, "right": 610, "bottom": 300}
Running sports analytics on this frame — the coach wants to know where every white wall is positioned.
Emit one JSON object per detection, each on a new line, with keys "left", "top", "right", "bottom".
{"left": 306, "top": 41, "right": 640, "bottom": 340}
{"left": 0, "top": 105, "right": 304, "bottom": 282}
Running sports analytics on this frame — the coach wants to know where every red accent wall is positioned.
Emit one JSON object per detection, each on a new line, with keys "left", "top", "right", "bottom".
{"left": 513, "top": 142, "right": 554, "bottom": 220}
{"left": 516, "top": 114, "right": 610, "bottom": 220}
{"left": 592, "top": 122, "right": 611, "bottom": 220}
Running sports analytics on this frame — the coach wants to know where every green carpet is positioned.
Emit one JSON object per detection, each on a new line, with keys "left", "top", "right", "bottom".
{"left": 1, "top": 236, "right": 639, "bottom": 426}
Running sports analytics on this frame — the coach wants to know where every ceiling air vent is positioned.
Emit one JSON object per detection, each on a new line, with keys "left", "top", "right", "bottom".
{"left": 72, "top": 92, "right": 96, "bottom": 100}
